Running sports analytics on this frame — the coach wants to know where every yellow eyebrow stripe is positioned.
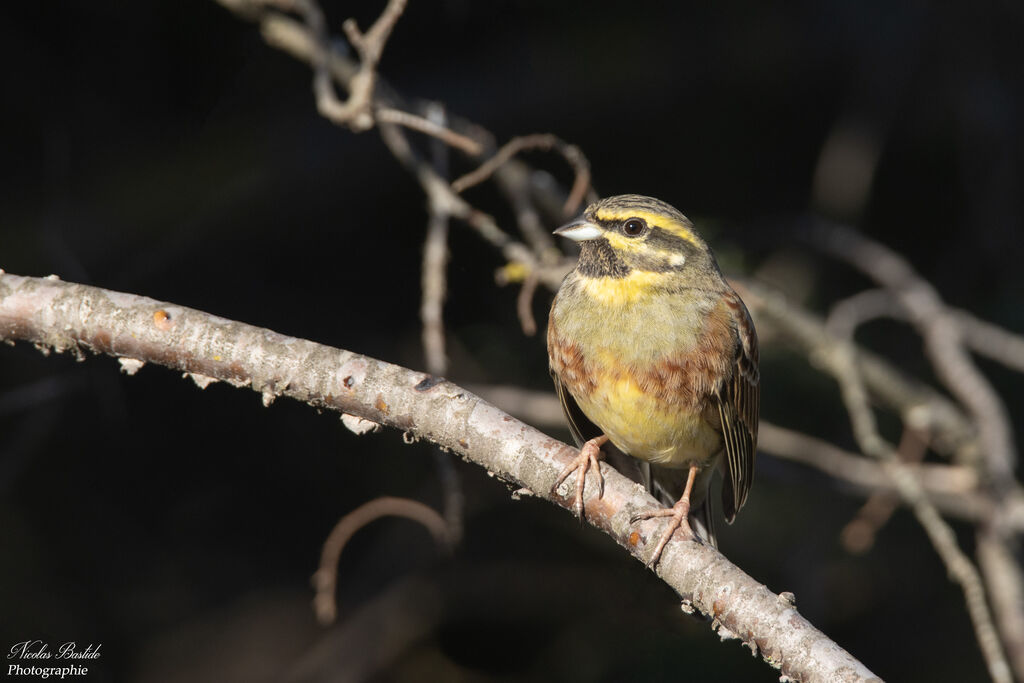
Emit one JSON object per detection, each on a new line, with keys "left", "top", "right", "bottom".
{"left": 592, "top": 208, "right": 700, "bottom": 246}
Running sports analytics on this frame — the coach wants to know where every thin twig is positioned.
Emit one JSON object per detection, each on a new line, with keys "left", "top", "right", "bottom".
{"left": 282, "top": 0, "right": 407, "bottom": 132}
{"left": 377, "top": 107, "right": 483, "bottom": 156}
{"left": 261, "top": 1, "right": 482, "bottom": 153}
{"left": 376, "top": 118, "right": 563, "bottom": 289}
{"left": 258, "top": 11, "right": 359, "bottom": 83}
{"left": 421, "top": 209, "right": 449, "bottom": 373}
{"left": 515, "top": 270, "right": 540, "bottom": 336}
{"left": 420, "top": 103, "right": 451, "bottom": 375}
{"left": 312, "top": 496, "right": 450, "bottom": 625}
{"left": 452, "top": 134, "right": 592, "bottom": 217}
{"left": 492, "top": 160, "right": 561, "bottom": 262}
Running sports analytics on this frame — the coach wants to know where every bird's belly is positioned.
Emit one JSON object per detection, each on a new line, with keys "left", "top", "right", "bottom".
{"left": 574, "top": 369, "right": 721, "bottom": 469}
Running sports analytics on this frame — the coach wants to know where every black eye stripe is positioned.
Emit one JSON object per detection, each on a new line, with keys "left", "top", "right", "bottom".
{"left": 646, "top": 226, "right": 698, "bottom": 254}
{"left": 592, "top": 215, "right": 620, "bottom": 230}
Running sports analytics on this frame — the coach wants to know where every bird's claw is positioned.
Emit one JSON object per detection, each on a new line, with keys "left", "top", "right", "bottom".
{"left": 631, "top": 498, "right": 699, "bottom": 567}
{"left": 553, "top": 436, "right": 607, "bottom": 520}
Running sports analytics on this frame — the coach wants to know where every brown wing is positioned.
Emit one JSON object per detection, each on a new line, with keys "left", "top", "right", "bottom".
{"left": 716, "top": 289, "right": 760, "bottom": 523}
{"left": 551, "top": 369, "right": 602, "bottom": 447}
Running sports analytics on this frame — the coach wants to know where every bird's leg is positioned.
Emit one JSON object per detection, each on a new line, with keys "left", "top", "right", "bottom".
{"left": 631, "top": 463, "right": 700, "bottom": 567}
{"left": 553, "top": 434, "right": 608, "bottom": 519}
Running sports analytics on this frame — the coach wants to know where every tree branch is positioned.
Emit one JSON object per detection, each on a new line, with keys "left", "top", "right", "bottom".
{"left": 0, "top": 271, "right": 879, "bottom": 683}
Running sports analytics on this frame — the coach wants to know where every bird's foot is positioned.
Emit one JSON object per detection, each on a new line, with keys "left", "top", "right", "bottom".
{"left": 631, "top": 495, "right": 700, "bottom": 568}
{"left": 553, "top": 435, "right": 608, "bottom": 519}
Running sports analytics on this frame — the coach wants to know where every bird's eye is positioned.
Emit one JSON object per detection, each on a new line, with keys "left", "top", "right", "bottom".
{"left": 623, "top": 218, "right": 647, "bottom": 236}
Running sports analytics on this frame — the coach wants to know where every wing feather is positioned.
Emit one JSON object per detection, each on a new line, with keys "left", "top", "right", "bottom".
{"left": 717, "top": 290, "right": 759, "bottom": 522}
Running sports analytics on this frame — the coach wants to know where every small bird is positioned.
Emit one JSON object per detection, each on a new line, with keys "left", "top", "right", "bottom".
{"left": 547, "top": 194, "right": 758, "bottom": 565}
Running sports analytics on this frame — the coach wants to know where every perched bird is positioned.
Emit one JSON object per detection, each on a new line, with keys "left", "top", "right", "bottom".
{"left": 547, "top": 194, "right": 758, "bottom": 565}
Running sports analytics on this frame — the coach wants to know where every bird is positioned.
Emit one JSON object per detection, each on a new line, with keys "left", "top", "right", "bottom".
{"left": 546, "top": 194, "right": 759, "bottom": 565}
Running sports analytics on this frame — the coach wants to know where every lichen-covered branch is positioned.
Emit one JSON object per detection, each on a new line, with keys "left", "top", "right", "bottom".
{"left": 0, "top": 271, "right": 878, "bottom": 683}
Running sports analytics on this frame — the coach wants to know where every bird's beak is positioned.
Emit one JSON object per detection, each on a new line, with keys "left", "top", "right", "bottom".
{"left": 553, "top": 219, "right": 602, "bottom": 242}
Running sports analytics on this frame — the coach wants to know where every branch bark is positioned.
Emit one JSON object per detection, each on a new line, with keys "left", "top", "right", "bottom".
{"left": 0, "top": 271, "right": 879, "bottom": 683}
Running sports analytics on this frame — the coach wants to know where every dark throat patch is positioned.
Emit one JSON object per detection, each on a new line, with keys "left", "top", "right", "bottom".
{"left": 576, "top": 238, "right": 631, "bottom": 278}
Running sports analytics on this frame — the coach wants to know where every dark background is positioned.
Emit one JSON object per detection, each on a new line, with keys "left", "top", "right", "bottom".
{"left": 2, "top": 1, "right": 1023, "bottom": 681}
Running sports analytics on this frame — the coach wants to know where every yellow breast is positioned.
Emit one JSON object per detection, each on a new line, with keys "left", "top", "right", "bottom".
{"left": 571, "top": 361, "right": 722, "bottom": 468}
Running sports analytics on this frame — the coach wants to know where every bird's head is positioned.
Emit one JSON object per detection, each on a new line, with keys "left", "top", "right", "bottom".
{"left": 555, "top": 194, "right": 719, "bottom": 284}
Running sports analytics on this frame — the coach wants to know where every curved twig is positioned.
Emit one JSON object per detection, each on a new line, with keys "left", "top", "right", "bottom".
{"left": 376, "top": 107, "right": 483, "bottom": 156}
{"left": 312, "top": 496, "right": 450, "bottom": 625}
{"left": 452, "top": 134, "right": 592, "bottom": 216}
